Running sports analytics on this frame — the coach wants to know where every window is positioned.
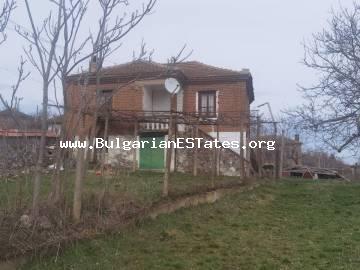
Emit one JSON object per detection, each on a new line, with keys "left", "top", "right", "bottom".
{"left": 97, "top": 90, "right": 113, "bottom": 112}
{"left": 198, "top": 90, "right": 217, "bottom": 117}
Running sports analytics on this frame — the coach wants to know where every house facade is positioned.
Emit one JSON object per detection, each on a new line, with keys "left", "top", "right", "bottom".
{"left": 65, "top": 60, "right": 254, "bottom": 175}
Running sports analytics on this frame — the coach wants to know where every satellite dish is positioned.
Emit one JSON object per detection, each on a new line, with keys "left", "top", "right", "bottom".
{"left": 164, "top": 78, "right": 181, "bottom": 94}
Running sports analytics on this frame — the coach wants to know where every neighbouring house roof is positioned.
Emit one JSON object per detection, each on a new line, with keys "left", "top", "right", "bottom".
{"left": 67, "top": 60, "right": 254, "bottom": 103}
{"left": 0, "top": 109, "right": 38, "bottom": 130}
{"left": 0, "top": 109, "right": 32, "bottom": 119}
{"left": 48, "top": 115, "right": 63, "bottom": 124}
{"left": 0, "top": 129, "right": 58, "bottom": 138}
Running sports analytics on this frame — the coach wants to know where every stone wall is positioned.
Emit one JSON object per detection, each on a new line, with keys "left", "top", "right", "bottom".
{"left": 104, "top": 127, "right": 244, "bottom": 177}
{"left": 176, "top": 127, "right": 242, "bottom": 176}
{"left": 105, "top": 135, "right": 135, "bottom": 169}
{"left": 0, "top": 137, "right": 57, "bottom": 176}
{"left": 0, "top": 137, "right": 37, "bottom": 176}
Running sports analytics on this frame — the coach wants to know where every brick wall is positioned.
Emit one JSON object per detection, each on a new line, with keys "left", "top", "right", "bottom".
{"left": 65, "top": 82, "right": 143, "bottom": 137}
{"left": 183, "top": 81, "right": 250, "bottom": 133}
{"left": 66, "top": 80, "right": 250, "bottom": 136}
{"left": 183, "top": 81, "right": 249, "bottom": 115}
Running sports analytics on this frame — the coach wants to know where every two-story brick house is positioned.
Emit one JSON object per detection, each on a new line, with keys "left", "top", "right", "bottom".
{"left": 65, "top": 60, "right": 254, "bottom": 175}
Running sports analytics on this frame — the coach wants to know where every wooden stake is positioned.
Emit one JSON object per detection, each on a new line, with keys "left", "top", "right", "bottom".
{"left": 163, "top": 97, "right": 175, "bottom": 197}
{"left": 174, "top": 114, "right": 178, "bottom": 172}
{"left": 216, "top": 123, "right": 220, "bottom": 176}
{"left": 280, "top": 129, "right": 285, "bottom": 178}
{"left": 132, "top": 119, "right": 138, "bottom": 172}
{"left": 240, "top": 122, "right": 245, "bottom": 180}
{"left": 274, "top": 122, "right": 281, "bottom": 180}
{"left": 256, "top": 115, "right": 262, "bottom": 177}
{"left": 211, "top": 124, "right": 217, "bottom": 188}
{"left": 193, "top": 121, "right": 199, "bottom": 177}
{"left": 100, "top": 116, "right": 109, "bottom": 176}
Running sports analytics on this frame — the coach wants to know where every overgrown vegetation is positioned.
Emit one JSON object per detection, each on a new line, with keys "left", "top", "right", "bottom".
{"left": 0, "top": 172, "right": 242, "bottom": 259}
{"left": 21, "top": 179, "right": 360, "bottom": 269}
{"left": 0, "top": 171, "right": 241, "bottom": 210}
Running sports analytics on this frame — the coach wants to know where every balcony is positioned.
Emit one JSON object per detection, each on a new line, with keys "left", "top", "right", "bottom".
{"left": 140, "top": 122, "right": 169, "bottom": 131}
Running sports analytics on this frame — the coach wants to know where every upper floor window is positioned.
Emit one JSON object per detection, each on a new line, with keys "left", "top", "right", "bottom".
{"left": 198, "top": 90, "right": 217, "bottom": 117}
{"left": 97, "top": 90, "right": 113, "bottom": 112}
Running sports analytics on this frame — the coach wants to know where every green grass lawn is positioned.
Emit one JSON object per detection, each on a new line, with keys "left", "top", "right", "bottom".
{"left": 22, "top": 179, "right": 360, "bottom": 270}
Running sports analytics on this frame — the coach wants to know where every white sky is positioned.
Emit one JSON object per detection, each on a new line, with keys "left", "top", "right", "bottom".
{"left": 0, "top": 0, "right": 354, "bottom": 113}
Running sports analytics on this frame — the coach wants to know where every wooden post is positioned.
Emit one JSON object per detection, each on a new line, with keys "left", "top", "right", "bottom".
{"left": 163, "top": 97, "right": 175, "bottom": 197}
{"left": 245, "top": 128, "right": 250, "bottom": 178}
{"left": 353, "top": 163, "right": 359, "bottom": 180}
{"left": 100, "top": 116, "right": 109, "bottom": 176}
{"left": 274, "top": 122, "right": 281, "bottom": 180}
{"left": 216, "top": 123, "right": 220, "bottom": 176}
{"left": 174, "top": 114, "right": 178, "bottom": 172}
{"left": 132, "top": 119, "right": 138, "bottom": 172}
{"left": 73, "top": 136, "right": 85, "bottom": 222}
{"left": 256, "top": 115, "right": 262, "bottom": 177}
{"left": 193, "top": 121, "right": 199, "bottom": 177}
{"left": 240, "top": 123, "right": 245, "bottom": 180}
{"left": 88, "top": 111, "right": 98, "bottom": 163}
{"left": 211, "top": 124, "right": 217, "bottom": 188}
{"left": 280, "top": 129, "right": 285, "bottom": 178}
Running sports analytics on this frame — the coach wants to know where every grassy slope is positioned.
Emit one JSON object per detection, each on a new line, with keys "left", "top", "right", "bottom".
{"left": 0, "top": 171, "right": 240, "bottom": 210}
{"left": 24, "top": 180, "right": 360, "bottom": 270}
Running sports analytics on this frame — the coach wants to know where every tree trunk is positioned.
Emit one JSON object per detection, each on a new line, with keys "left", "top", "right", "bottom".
{"left": 32, "top": 83, "right": 48, "bottom": 218}
{"left": 73, "top": 133, "right": 85, "bottom": 223}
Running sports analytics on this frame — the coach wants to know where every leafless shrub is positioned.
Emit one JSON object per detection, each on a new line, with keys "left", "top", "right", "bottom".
{"left": 288, "top": 3, "right": 360, "bottom": 158}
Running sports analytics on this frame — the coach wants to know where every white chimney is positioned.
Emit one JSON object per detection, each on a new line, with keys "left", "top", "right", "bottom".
{"left": 89, "top": 56, "right": 97, "bottom": 73}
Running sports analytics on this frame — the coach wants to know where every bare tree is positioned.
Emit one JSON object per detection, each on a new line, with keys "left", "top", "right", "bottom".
{"left": 162, "top": 44, "right": 192, "bottom": 196}
{"left": 16, "top": 0, "right": 70, "bottom": 217}
{"left": 19, "top": 0, "right": 155, "bottom": 221}
{"left": 0, "top": 58, "right": 30, "bottom": 205}
{"left": 0, "top": 0, "right": 15, "bottom": 44}
{"left": 290, "top": 3, "right": 360, "bottom": 157}
{"left": 65, "top": 0, "right": 156, "bottom": 223}
{"left": 47, "top": 0, "right": 89, "bottom": 205}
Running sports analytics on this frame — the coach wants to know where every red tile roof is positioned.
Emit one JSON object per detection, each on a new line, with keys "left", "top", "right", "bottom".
{"left": 94, "top": 60, "right": 252, "bottom": 81}
{"left": 0, "top": 129, "right": 58, "bottom": 138}
{"left": 68, "top": 60, "right": 254, "bottom": 102}
{"left": 175, "top": 61, "right": 249, "bottom": 79}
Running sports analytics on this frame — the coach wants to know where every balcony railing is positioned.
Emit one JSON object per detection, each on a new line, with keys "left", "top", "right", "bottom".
{"left": 140, "top": 122, "right": 169, "bottom": 131}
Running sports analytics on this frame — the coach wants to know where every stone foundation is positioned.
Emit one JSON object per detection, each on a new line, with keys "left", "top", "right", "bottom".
{"left": 105, "top": 127, "right": 244, "bottom": 176}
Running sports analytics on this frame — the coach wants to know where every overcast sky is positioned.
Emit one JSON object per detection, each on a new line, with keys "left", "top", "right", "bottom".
{"left": 0, "top": 0, "right": 357, "bottom": 162}
{"left": 0, "top": 0, "right": 352, "bottom": 112}
{"left": 0, "top": 0, "right": 355, "bottom": 114}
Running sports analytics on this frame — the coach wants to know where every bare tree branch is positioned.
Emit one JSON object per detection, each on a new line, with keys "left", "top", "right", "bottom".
{"left": 0, "top": 0, "right": 15, "bottom": 45}
{"left": 289, "top": 3, "right": 360, "bottom": 157}
{"left": 132, "top": 38, "right": 154, "bottom": 61}
{"left": 0, "top": 57, "right": 29, "bottom": 128}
